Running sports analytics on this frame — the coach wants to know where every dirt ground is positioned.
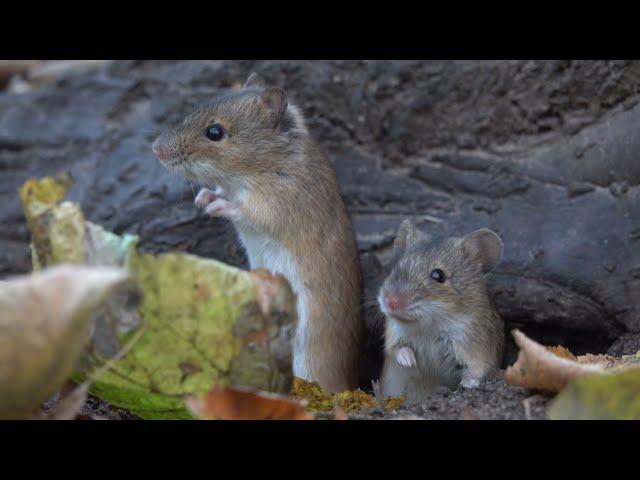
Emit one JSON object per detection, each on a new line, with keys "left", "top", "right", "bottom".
{"left": 350, "top": 371, "right": 551, "bottom": 420}
{"left": 72, "top": 370, "right": 550, "bottom": 421}
{"left": 60, "top": 331, "right": 640, "bottom": 420}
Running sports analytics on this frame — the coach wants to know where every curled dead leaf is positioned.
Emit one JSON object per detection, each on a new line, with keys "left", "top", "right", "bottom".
{"left": 0, "top": 265, "right": 128, "bottom": 419}
{"left": 506, "top": 330, "right": 640, "bottom": 396}
{"left": 505, "top": 329, "right": 606, "bottom": 392}
{"left": 187, "top": 385, "right": 314, "bottom": 420}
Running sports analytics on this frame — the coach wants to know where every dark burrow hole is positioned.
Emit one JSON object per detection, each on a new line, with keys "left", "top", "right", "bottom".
{"left": 502, "top": 320, "right": 619, "bottom": 368}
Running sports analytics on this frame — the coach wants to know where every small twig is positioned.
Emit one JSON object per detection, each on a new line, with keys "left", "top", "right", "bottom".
{"left": 85, "top": 324, "right": 148, "bottom": 385}
{"left": 49, "top": 324, "right": 148, "bottom": 420}
{"left": 522, "top": 398, "right": 532, "bottom": 420}
{"left": 371, "top": 380, "right": 386, "bottom": 411}
{"left": 89, "top": 400, "right": 113, "bottom": 415}
{"left": 522, "top": 393, "right": 547, "bottom": 420}
{"left": 34, "top": 324, "right": 148, "bottom": 420}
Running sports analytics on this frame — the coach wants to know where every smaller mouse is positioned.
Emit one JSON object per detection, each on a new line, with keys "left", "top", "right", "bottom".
{"left": 378, "top": 220, "right": 505, "bottom": 403}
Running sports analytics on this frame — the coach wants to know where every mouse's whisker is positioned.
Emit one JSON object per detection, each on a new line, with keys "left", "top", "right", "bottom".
{"left": 185, "top": 179, "right": 196, "bottom": 199}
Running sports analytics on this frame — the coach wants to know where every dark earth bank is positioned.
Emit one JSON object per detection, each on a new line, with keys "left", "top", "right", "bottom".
{"left": 2, "top": 61, "right": 640, "bottom": 418}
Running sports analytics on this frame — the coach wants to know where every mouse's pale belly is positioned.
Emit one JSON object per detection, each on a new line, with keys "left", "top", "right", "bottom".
{"left": 382, "top": 322, "right": 463, "bottom": 401}
{"left": 413, "top": 334, "right": 462, "bottom": 388}
{"left": 234, "top": 226, "right": 311, "bottom": 379}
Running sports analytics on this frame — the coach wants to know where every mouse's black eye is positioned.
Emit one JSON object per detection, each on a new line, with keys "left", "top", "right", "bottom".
{"left": 430, "top": 268, "right": 446, "bottom": 283}
{"left": 205, "top": 124, "right": 225, "bottom": 141}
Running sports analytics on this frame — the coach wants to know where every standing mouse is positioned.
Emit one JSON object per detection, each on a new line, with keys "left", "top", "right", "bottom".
{"left": 152, "top": 73, "right": 363, "bottom": 393}
{"left": 378, "top": 220, "right": 504, "bottom": 402}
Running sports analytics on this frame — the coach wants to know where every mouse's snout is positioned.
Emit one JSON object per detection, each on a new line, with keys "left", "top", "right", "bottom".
{"left": 379, "top": 287, "right": 407, "bottom": 316}
{"left": 152, "top": 136, "right": 169, "bottom": 161}
{"left": 385, "top": 292, "right": 404, "bottom": 312}
{"left": 152, "top": 131, "right": 189, "bottom": 168}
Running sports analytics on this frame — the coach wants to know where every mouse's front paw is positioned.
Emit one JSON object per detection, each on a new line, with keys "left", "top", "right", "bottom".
{"left": 396, "top": 346, "right": 417, "bottom": 368}
{"left": 194, "top": 188, "right": 219, "bottom": 208}
{"left": 204, "top": 198, "right": 240, "bottom": 219}
{"left": 195, "top": 188, "right": 240, "bottom": 220}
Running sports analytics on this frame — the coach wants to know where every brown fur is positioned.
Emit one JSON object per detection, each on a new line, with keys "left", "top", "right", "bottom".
{"left": 378, "top": 221, "right": 504, "bottom": 401}
{"left": 153, "top": 76, "right": 363, "bottom": 393}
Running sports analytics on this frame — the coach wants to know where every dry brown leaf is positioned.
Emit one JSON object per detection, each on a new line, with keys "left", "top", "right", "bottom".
{"left": 39, "top": 382, "right": 90, "bottom": 420}
{"left": 506, "top": 330, "right": 640, "bottom": 394}
{"left": 504, "top": 329, "right": 607, "bottom": 392}
{"left": 186, "top": 385, "right": 314, "bottom": 420}
{"left": 333, "top": 406, "right": 349, "bottom": 420}
{"left": 0, "top": 265, "right": 128, "bottom": 419}
{"left": 576, "top": 353, "right": 616, "bottom": 366}
{"left": 546, "top": 345, "right": 577, "bottom": 361}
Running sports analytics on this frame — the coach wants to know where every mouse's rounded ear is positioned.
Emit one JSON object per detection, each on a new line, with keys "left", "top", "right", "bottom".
{"left": 259, "top": 87, "right": 288, "bottom": 129}
{"left": 243, "top": 72, "right": 264, "bottom": 89}
{"left": 393, "top": 219, "right": 424, "bottom": 257}
{"left": 462, "top": 229, "right": 503, "bottom": 274}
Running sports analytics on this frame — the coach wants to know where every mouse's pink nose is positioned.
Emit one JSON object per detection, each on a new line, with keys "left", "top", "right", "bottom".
{"left": 152, "top": 138, "right": 168, "bottom": 161}
{"left": 385, "top": 293, "right": 404, "bottom": 312}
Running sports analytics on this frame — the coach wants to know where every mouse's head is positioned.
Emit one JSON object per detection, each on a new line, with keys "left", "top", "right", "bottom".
{"left": 378, "top": 220, "right": 503, "bottom": 324}
{"left": 152, "top": 73, "right": 306, "bottom": 186}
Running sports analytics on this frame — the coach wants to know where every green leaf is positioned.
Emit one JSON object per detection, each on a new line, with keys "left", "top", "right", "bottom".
{"left": 20, "top": 175, "right": 297, "bottom": 419}
{"left": 548, "top": 368, "right": 640, "bottom": 420}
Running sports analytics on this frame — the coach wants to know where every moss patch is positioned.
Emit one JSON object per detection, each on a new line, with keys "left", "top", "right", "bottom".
{"left": 291, "top": 377, "right": 405, "bottom": 414}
